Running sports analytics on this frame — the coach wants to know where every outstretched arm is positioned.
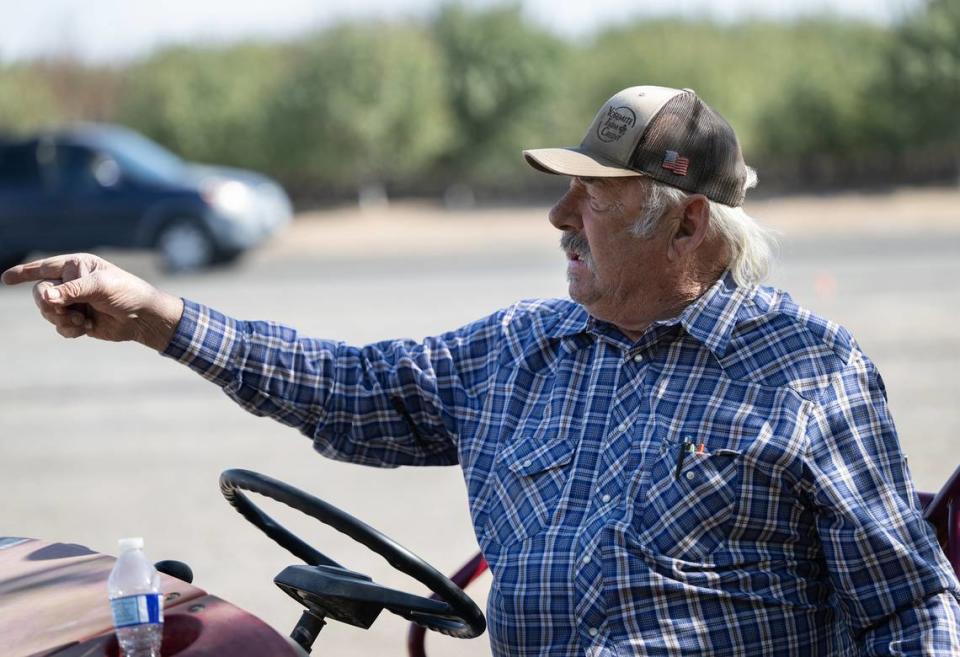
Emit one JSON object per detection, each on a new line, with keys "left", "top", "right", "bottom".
{"left": 162, "top": 300, "right": 503, "bottom": 467}
{"left": 4, "top": 253, "right": 504, "bottom": 467}
{"left": 2, "top": 253, "right": 183, "bottom": 350}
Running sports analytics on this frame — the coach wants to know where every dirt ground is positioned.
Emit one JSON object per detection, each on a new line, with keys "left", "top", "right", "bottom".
{"left": 269, "top": 185, "right": 960, "bottom": 261}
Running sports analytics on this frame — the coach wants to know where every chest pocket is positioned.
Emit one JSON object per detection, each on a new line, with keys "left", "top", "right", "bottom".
{"left": 483, "top": 428, "right": 575, "bottom": 549}
{"left": 634, "top": 436, "right": 742, "bottom": 561}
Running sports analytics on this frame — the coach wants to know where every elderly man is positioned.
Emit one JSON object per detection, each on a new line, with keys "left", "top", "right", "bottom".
{"left": 4, "top": 86, "right": 959, "bottom": 656}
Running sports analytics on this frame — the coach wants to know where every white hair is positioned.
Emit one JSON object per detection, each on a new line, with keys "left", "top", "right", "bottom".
{"left": 628, "top": 169, "right": 777, "bottom": 287}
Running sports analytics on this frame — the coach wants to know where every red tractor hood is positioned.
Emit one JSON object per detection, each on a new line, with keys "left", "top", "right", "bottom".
{"left": 0, "top": 537, "right": 299, "bottom": 657}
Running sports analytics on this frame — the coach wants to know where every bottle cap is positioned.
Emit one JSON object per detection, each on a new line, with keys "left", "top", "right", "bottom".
{"left": 117, "top": 537, "right": 144, "bottom": 551}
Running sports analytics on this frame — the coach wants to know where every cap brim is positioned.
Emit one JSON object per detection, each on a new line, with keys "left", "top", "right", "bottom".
{"left": 523, "top": 147, "right": 644, "bottom": 178}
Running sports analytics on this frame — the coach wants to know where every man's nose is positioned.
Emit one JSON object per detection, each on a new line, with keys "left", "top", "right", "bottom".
{"left": 548, "top": 186, "right": 583, "bottom": 232}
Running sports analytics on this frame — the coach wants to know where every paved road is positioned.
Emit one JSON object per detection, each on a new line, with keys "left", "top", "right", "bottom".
{"left": 2, "top": 210, "right": 959, "bottom": 656}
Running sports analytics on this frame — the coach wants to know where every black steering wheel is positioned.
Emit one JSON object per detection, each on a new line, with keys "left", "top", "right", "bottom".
{"left": 219, "top": 469, "right": 486, "bottom": 643}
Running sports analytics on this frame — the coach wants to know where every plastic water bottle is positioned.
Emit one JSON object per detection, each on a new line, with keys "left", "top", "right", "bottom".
{"left": 108, "top": 537, "right": 163, "bottom": 657}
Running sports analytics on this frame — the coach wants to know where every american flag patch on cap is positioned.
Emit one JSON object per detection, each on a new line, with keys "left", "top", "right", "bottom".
{"left": 662, "top": 150, "right": 690, "bottom": 176}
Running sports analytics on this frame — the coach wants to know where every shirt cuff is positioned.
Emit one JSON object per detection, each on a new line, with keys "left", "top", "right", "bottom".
{"left": 161, "top": 299, "right": 244, "bottom": 389}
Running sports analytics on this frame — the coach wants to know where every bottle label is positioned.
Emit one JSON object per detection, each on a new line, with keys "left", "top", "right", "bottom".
{"left": 110, "top": 593, "right": 164, "bottom": 628}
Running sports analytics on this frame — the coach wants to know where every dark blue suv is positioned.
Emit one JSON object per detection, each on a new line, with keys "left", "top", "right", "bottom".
{"left": 0, "top": 124, "right": 292, "bottom": 272}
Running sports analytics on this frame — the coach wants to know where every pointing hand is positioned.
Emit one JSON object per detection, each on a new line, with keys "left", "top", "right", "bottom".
{"left": 2, "top": 253, "right": 184, "bottom": 351}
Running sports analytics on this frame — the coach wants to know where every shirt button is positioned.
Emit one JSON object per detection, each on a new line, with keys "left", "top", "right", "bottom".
{"left": 685, "top": 470, "right": 696, "bottom": 481}
{"left": 582, "top": 555, "right": 591, "bottom": 564}
{"left": 632, "top": 353, "right": 643, "bottom": 363}
{"left": 588, "top": 627, "right": 599, "bottom": 637}
{"left": 601, "top": 494, "right": 611, "bottom": 503}
{"left": 618, "top": 421, "right": 629, "bottom": 432}
{"left": 522, "top": 459, "right": 532, "bottom": 468}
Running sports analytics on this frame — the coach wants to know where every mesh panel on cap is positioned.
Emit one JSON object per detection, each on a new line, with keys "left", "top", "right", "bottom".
{"left": 629, "top": 92, "right": 748, "bottom": 206}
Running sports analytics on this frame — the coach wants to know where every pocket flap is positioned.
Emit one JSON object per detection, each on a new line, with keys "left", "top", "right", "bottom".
{"left": 502, "top": 437, "right": 575, "bottom": 476}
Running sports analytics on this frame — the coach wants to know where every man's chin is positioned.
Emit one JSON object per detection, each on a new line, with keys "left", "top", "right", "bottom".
{"left": 567, "top": 280, "right": 598, "bottom": 308}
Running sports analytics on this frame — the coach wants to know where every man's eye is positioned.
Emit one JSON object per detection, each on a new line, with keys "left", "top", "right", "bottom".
{"left": 589, "top": 200, "right": 611, "bottom": 213}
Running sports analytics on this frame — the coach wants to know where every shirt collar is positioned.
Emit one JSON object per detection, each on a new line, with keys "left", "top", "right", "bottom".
{"left": 542, "top": 302, "right": 591, "bottom": 340}
{"left": 545, "top": 270, "right": 758, "bottom": 359}
{"left": 664, "top": 270, "right": 758, "bottom": 359}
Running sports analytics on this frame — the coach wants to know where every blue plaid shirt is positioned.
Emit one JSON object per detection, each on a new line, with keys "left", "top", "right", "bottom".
{"left": 164, "top": 273, "right": 960, "bottom": 656}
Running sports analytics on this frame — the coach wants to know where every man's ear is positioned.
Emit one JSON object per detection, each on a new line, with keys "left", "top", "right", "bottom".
{"left": 667, "top": 195, "right": 710, "bottom": 261}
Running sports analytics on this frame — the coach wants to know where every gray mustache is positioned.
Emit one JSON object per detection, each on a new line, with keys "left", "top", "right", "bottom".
{"left": 560, "top": 231, "right": 591, "bottom": 259}
{"left": 560, "top": 231, "right": 590, "bottom": 258}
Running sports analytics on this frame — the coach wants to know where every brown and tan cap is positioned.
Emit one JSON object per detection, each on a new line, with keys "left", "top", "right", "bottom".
{"left": 524, "top": 86, "right": 750, "bottom": 207}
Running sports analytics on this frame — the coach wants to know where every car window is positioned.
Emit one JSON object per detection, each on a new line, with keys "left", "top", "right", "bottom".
{"left": 0, "top": 143, "right": 42, "bottom": 188}
{"left": 39, "top": 143, "right": 101, "bottom": 194}
{"left": 100, "top": 130, "right": 185, "bottom": 185}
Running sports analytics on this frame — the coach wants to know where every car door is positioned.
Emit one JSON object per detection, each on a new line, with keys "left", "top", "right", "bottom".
{"left": 0, "top": 140, "right": 50, "bottom": 255}
{"left": 38, "top": 141, "right": 146, "bottom": 251}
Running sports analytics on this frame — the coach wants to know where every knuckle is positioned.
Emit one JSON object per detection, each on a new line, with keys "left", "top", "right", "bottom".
{"left": 61, "top": 279, "right": 82, "bottom": 298}
{"left": 80, "top": 253, "right": 102, "bottom": 268}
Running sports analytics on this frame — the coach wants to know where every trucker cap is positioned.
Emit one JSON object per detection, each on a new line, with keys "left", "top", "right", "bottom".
{"left": 523, "top": 85, "right": 750, "bottom": 207}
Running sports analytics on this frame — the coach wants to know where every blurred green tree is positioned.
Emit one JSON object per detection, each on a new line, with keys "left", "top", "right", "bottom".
{"left": 886, "top": 0, "right": 960, "bottom": 149}
{"left": 263, "top": 22, "right": 452, "bottom": 194}
{"left": 430, "top": 3, "right": 573, "bottom": 187}
{"left": 752, "top": 20, "right": 892, "bottom": 160}
{"left": 117, "top": 43, "right": 289, "bottom": 171}
{"left": 0, "top": 65, "right": 64, "bottom": 134}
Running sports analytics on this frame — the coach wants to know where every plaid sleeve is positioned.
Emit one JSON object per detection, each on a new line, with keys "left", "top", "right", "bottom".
{"left": 803, "top": 352, "right": 960, "bottom": 653}
{"left": 860, "top": 592, "right": 960, "bottom": 656}
{"left": 162, "top": 299, "right": 505, "bottom": 467}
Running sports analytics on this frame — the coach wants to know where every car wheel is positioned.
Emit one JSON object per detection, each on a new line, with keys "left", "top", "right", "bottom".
{"left": 156, "top": 220, "right": 216, "bottom": 272}
{"left": 211, "top": 247, "right": 244, "bottom": 266}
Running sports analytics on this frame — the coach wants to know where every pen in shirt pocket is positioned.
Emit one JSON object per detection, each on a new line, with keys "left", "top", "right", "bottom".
{"left": 675, "top": 440, "right": 709, "bottom": 479}
{"left": 674, "top": 440, "right": 691, "bottom": 479}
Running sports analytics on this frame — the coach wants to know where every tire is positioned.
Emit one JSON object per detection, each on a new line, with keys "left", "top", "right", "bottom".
{"left": 155, "top": 220, "right": 216, "bottom": 272}
{"left": 211, "top": 247, "right": 244, "bottom": 266}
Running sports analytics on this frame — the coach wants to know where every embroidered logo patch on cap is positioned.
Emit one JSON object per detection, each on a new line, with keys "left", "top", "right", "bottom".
{"left": 596, "top": 106, "right": 637, "bottom": 143}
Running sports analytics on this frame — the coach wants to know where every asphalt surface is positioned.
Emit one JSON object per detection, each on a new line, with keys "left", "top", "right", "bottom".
{"left": 2, "top": 204, "right": 959, "bottom": 656}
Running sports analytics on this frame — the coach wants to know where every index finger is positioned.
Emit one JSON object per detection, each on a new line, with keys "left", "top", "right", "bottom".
{"left": 2, "top": 255, "right": 82, "bottom": 285}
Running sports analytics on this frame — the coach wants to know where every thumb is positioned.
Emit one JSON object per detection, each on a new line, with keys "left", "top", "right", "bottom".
{"left": 45, "top": 272, "right": 102, "bottom": 305}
